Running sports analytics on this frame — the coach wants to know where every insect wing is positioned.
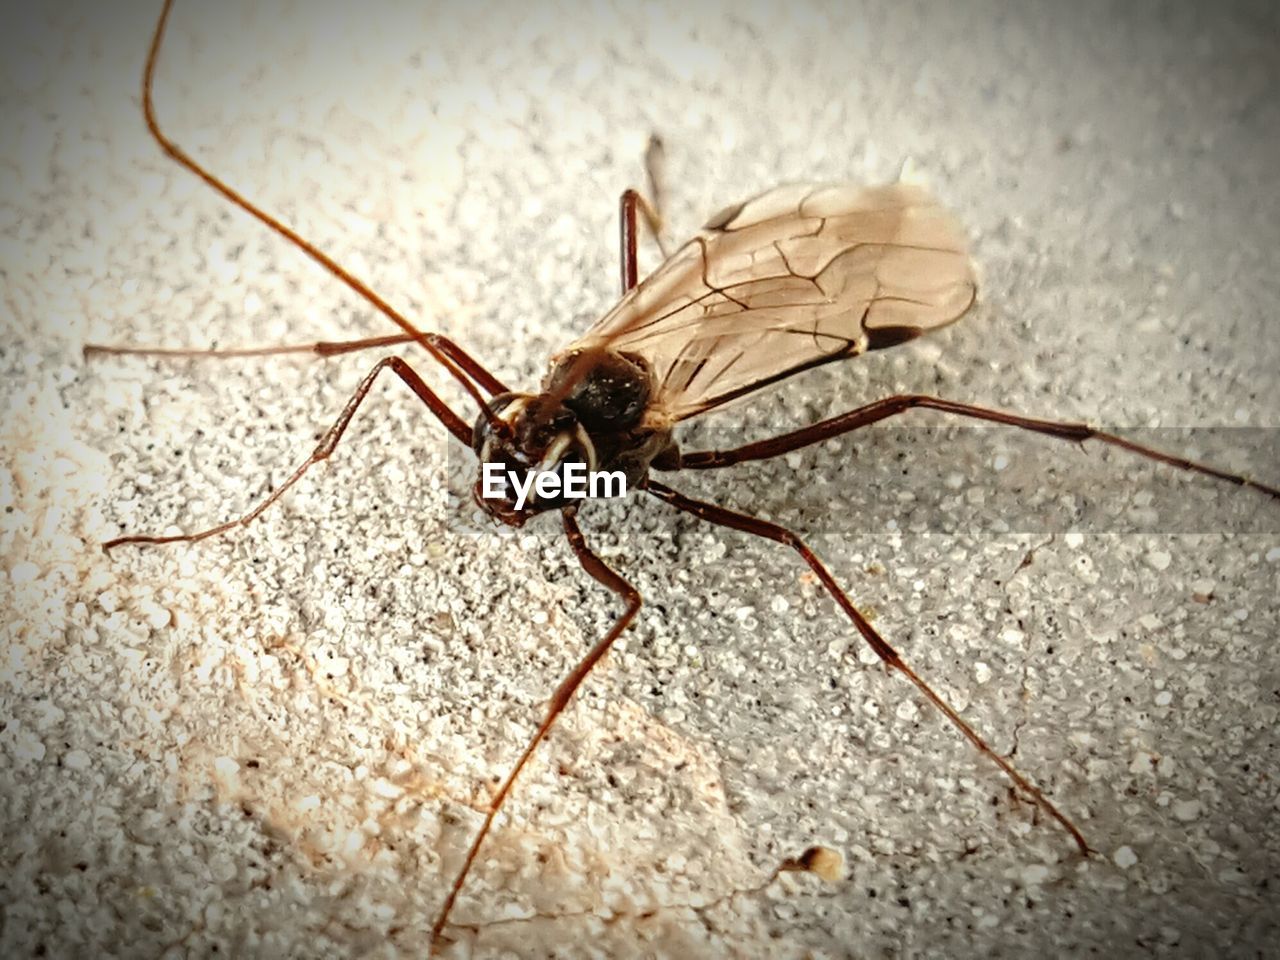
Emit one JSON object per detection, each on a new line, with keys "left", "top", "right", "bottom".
{"left": 565, "top": 182, "right": 977, "bottom": 422}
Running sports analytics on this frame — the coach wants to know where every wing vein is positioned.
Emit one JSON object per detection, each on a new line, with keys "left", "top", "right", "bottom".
{"left": 565, "top": 180, "right": 977, "bottom": 422}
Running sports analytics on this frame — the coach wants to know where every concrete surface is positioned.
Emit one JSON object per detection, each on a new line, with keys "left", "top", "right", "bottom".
{"left": 2, "top": 0, "right": 1278, "bottom": 957}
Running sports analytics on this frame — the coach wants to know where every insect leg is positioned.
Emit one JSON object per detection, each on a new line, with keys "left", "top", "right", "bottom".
{"left": 644, "top": 478, "right": 1091, "bottom": 855}
{"left": 673, "top": 393, "right": 1279, "bottom": 499}
{"left": 618, "top": 136, "right": 670, "bottom": 294}
{"left": 102, "top": 356, "right": 469, "bottom": 551}
{"left": 84, "top": 333, "right": 418, "bottom": 361}
{"left": 431, "top": 509, "right": 642, "bottom": 948}
{"left": 85, "top": 332, "right": 509, "bottom": 397}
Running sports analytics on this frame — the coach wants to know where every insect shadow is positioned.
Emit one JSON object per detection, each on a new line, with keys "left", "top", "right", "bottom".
{"left": 89, "top": 0, "right": 1280, "bottom": 950}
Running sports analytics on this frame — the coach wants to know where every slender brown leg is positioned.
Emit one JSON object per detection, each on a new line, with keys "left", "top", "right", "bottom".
{"left": 140, "top": 0, "right": 504, "bottom": 424}
{"left": 618, "top": 135, "right": 670, "bottom": 294}
{"left": 102, "top": 356, "right": 470, "bottom": 551}
{"left": 644, "top": 478, "right": 1091, "bottom": 856}
{"left": 84, "top": 333, "right": 416, "bottom": 361}
{"left": 85, "top": 331, "right": 509, "bottom": 397}
{"left": 430, "top": 510, "right": 642, "bottom": 949}
{"left": 671, "top": 393, "right": 1280, "bottom": 500}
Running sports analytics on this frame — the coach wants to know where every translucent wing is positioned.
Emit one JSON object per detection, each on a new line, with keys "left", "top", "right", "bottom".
{"left": 560, "top": 181, "right": 977, "bottom": 423}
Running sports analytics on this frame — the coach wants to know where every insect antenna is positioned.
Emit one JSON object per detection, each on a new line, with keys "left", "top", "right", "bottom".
{"left": 134, "top": 0, "right": 511, "bottom": 438}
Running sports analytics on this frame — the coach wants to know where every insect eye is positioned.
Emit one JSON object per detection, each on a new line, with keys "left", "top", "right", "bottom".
{"left": 471, "top": 393, "right": 526, "bottom": 453}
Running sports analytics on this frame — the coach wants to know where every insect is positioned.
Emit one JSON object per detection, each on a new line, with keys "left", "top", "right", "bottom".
{"left": 91, "top": 0, "right": 1280, "bottom": 952}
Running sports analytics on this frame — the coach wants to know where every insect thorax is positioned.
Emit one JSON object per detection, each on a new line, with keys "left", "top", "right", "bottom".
{"left": 542, "top": 348, "right": 674, "bottom": 479}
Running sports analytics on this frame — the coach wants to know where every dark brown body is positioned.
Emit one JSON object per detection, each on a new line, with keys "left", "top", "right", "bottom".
{"left": 470, "top": 349, "right": 675, "bottom": 524}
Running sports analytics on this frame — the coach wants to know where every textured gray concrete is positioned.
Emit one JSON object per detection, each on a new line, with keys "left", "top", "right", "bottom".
{"left": 2, "top": 0, "right": 1278, "bottom": 957}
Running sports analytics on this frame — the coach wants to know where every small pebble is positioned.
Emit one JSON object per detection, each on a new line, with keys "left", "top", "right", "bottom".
{"left": 1073, "top": 555, "right": 1097, "bottom": 582}
{"left": 1022, "top": 863, "right": 1051, "bottom": 885}
{"left": 140, "top": 601, "right": 170, "bottom": 630}
{"left": 1172, "top": 799, "right": 1201, "bottom": 822}
{"left": 1138, "top": 613, "right": 1163, "bottom": 631}
{"left": 1114, "top": 846, "right": 1139, "bottom": 868}
{"left": 213, "top": 756, "right": 239, "bottom": 779}
{"left": 801, "top": 846, "right": 843, "bottom": 883}
{"left": 10, "top": 561, "right": 38, "bottom": 584}
{"left": 1189, "top": 578, "right": 1215, "bottom": 604}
